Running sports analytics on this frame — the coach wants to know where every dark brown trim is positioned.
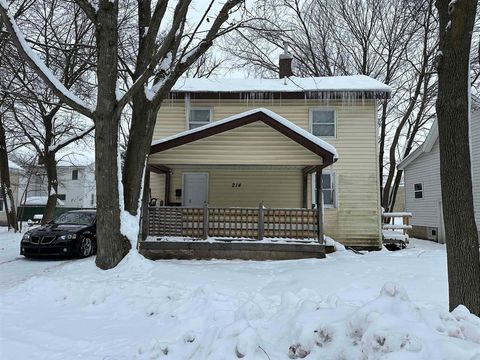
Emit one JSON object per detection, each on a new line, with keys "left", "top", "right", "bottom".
{"left": 165, "top": 171, "right": 171, "bottom": 205}
{"left": 315, "top": 166, "right": 324, "bottom": 244}
{"left": 303, "top": 165, "right": 317, "bottom": 174}
{"left": 148, "top": 164, "right": 171, "bottom": 174}
{"left": 260, "top": 114, "right": 335, "bottom": 164}
{"left": 170, "top": 91, "right": 390, "bottom": 100}
{"left": 302, "top": 172, "right": 308, "bottom": 208}
{"left": 150, "top": 110, "right": 337, "bottom": 166}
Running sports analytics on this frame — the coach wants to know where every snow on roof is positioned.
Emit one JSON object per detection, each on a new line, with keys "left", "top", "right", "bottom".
{"left": 8, "top": 160, "right": 22, "bottom": 171}
{"left": 397, "top": 121, "right": 438, "bottom": 170}
{"left": 152, "top": 108, "right": 338, "bottom": 159}
{"left": 172, "top": 75, "right": 391, "bottom": 94}
{"left": 398, "top": 93, "right": 480, "bottom": 170}
{"left": 56, "top": 152, "right": 95, "bottom": 167}
{"left": 25, "top": 196, "right": 65, "bottom": 206}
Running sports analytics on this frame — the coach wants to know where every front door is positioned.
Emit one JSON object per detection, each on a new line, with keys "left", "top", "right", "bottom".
{"left": 183, "top": 173, "right": 208, "bottom": 207}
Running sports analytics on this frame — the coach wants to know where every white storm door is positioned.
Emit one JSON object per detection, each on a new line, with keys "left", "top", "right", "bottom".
{"left": 183, "top": 173, "right": 208, "bottom": 207}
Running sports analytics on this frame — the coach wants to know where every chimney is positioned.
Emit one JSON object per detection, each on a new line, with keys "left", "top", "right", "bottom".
{"left": 279, "top": 41, "right": 293, "bottom": 78}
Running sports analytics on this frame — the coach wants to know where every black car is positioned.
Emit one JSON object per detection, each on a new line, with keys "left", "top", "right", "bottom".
{"left": 21, "top": 210, "right": 96, "bottom": 258}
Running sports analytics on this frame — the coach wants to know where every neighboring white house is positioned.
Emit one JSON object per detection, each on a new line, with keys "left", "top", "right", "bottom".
{"left": 22, "top": 154, "right": 96, "bottom": 209}
{"left": 0, "top": 160, "right": 23, "bottom": 225}
{"left": 398, "top": 96, "right": 480, "bottom": 243}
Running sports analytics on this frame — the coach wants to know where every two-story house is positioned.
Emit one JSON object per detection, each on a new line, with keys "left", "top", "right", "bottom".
{"left": 144, "top": 52, "right": 391, "bottom": 257}
{"left": 24, "top": 155, "right": 96, "bottom": 209}
{"left": 398, "top": 95, "right": 480, "bottom": 243}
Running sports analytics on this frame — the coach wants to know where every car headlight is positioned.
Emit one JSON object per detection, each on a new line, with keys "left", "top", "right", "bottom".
{"left": 58, "top": 234, "right": 77, "bottom": 240}
{"left": 22, "top": 233, "right": 31, "bottom": 241}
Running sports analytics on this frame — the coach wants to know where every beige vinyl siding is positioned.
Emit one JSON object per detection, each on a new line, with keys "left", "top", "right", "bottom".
{"left": 150, "top": 167, "right": 303, "bottom": 208}
{"left": 151, "top": 99, "right": 381, "bottom": 247}
{"left": 306, "top": 171, "right": 380, "bottom": 245}
{"left": 149, "top": 172, "right": 166, "bottom": 205}
{"left": 150, "top": 121, "right": 323, "bottom": 166}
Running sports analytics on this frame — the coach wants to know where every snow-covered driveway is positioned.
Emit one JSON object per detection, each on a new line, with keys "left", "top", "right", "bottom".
{"left": 0, "top": 230, "right": 479, "bottom": 360}
{"left": 0, "top": 232, "right": 73, "bottom": 291}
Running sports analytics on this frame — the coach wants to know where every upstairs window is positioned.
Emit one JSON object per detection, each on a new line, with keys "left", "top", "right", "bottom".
{"left": 57, "top": 194, "right": 66, "bottom": 201}
{"left": 312, "top": 172, "right": 336, "bottom": 207}
{"left": 72, "top": 170, "right": 78, "bottom": 180}
{"left": 414, "top": 183, "right": 423, "bottom": 199}
{"left": 311, "top": 109, "right": 336, "bottom": 137}
{"left": 189, "top": 107, "right": 212, "bottom": 129}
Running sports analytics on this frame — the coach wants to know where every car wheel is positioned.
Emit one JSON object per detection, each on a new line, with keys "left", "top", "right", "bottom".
{"left": 78, "top": 237, "right": 94, "bottom": 258}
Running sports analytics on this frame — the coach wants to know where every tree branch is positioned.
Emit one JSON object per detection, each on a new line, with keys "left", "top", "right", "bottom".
{"left": 0, "top": 1, "right": 94, "bottom": 118}
{"left": 73, "top": 0, "right": 97, "bottom": 23}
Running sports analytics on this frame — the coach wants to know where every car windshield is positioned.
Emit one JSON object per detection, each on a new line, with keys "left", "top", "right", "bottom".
{"left": 53, "top": 212, "right": 95, "bottom": 225}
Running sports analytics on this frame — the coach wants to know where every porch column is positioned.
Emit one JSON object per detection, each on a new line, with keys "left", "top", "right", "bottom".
{"left": 315, "top": 166, "right": 324, "bottom": 245}
{"left": 141, "top": 168, "right": 151, "bottom": 241}
{"left": 165, "top": 171, "right": 171, "bottom": 205}
{"left": 302, "top": 172, "right": 308, "bottom": 208}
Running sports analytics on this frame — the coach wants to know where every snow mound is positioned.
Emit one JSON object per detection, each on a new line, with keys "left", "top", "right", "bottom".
{"left": 132, "top": 282, "right": 480, "bottom": 359}
{"left": 1, "top": 233, "right": 479, "bottom": 360}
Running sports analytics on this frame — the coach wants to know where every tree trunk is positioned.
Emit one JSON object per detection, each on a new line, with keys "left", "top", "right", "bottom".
{"left": 41, "top": 152, "right": 58, "bottom": 224}
{"left": 94, "top": 0, "right": 130, "bottom": 270}
{"left": 122, "top": 93, "right": 156, "bottom": 215}
{"left": 0, "top": 119, "right": 18, "bottom": 231}
{"left": 435, "top": 0, "right": 480, "bottom": 315}
{"left": 122, "top": 0, "right": 158, "bottom": 216}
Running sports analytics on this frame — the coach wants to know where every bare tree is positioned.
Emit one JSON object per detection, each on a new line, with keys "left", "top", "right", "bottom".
{"left": 0, "top": 110, "right": 18, "bottom": 231}
{"left": 1, "top": 0, "right": 95, "bottom": 223}
{"left": 121, "top": 0, "right": 247, "bottom": 219}
{"left": 184, "top": 52, "right": 226, "bottom": 78}
{"left": 435, "top": 0, "right": 480, "bottom": 315}
{"left": 381, "top": 0, "right": 438, "bottom": 213}
{"left": 221, "top": 0, "right": 438, "bottom": 213}
{"left": 0, "top": 0, "right": 35, "bottom": 231}
{"left": 1, "top": 0, "right": 246, "bottom": 269}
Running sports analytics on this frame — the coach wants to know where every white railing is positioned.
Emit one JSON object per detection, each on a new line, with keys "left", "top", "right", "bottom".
{"left": 382, "top": 212, "right": 412, "bottom": 247}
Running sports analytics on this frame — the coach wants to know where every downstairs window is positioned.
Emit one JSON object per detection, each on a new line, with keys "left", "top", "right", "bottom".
{"left": 312, "top": 172, "right": 336, "bottom": 207}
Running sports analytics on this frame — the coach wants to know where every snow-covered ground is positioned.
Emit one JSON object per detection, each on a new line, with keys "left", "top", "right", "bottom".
{"left": 0, "top": 229, "right": 479, "bottom": 360}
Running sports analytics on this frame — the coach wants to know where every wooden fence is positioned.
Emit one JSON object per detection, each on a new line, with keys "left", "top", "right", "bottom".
{"left": 147, "top": 204, "right": 319, "bottom": 240}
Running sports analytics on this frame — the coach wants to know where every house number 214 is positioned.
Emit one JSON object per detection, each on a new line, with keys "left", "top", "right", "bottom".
{"left": 232, "top": 182, "right": 242, "bottom": 188}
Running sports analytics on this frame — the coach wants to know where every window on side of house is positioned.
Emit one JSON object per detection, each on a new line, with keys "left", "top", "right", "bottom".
{"left": 310, "top": 109, "right": 336, "bottom": 137}
{"left": 189, "top": 107, "right": 212, "bottom": 129}
{"left": 414, "top": 183, "right": 423, "bottom": 199}
{"left": 72, "top": 169, "right": 78, "bottom": 180}
{"left": 312, "top": 172, "right": 336, "bottom": 207}
{"left": 57, "top": 194, "right": 66, "bottom": 201}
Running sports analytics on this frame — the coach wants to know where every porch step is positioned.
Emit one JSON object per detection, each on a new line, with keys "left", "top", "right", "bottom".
{"left": 140, "top": 241, "right": 328, "bottom": 261}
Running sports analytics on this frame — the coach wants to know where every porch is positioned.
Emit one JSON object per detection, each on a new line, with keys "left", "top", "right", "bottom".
{"left": 140, "top": 108, "right": 338, "bottom": 260}
{"left": 140, "top": 205, "right": 335, "bottom": 260}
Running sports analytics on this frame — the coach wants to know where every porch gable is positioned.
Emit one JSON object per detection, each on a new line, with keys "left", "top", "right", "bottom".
{"left": 150, "top": 108, "right": 338, "bottom": 167}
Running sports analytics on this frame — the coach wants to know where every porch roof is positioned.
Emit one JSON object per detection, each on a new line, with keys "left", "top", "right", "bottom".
{"left": 150, "top": 108, "right": 338, "bottom": 166}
